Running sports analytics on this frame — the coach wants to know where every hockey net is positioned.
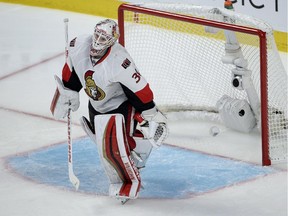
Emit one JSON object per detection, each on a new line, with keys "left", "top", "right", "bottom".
{"left": 118, "top": 3, "right": 287, "bottom": 165}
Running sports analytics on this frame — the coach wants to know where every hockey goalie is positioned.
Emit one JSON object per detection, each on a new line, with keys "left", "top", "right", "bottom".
{"left": 50, "top": 19, "right": 168, "bottom": 202}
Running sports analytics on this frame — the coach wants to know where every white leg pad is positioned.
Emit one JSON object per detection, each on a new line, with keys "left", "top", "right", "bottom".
{"left": 94, "top": 114, "right": 141, "bottom": 199}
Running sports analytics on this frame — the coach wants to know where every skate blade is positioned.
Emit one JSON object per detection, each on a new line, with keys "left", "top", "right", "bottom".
{"left": 120, "top": 198, "right": 129, "bottom": 205}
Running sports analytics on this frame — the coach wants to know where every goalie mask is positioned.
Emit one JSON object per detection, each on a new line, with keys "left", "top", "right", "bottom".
{"left": 90, "top": 19, "right": 120, "bottom": 57}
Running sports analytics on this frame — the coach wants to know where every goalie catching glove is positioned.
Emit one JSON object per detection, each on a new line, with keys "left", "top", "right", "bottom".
{"left": 50, "top": 75, "right": 80, "bottom": 120}
{"left": 134, "top": 107, "right": 168, "bottom": 148}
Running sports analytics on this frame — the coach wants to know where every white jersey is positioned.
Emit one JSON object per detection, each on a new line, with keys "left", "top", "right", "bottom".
{"left": 63, "top": 34, "right": 153, "bottom": 113}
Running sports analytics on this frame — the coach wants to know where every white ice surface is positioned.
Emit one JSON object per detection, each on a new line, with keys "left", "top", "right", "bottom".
{"left": 0, "top": 3, "right": 287, "bottom": 216}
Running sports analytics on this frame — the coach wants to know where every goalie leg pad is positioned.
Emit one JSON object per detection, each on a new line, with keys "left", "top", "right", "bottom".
{"left": 94, "top": 114, "right": 141, "bottom": 199}
{"left": 216, "top": 95, "right": 256, "bottom": 133}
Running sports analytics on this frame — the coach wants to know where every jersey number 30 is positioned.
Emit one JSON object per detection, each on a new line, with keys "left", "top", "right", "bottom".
{"left": 132, "top": 70, "right": 141, "bottom": 83}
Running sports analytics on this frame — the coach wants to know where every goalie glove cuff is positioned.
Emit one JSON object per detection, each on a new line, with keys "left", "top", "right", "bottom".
{"left": 141, "top": 107, "right": 167, "bottom": 124}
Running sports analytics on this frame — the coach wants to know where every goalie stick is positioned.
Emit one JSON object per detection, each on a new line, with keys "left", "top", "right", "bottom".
{"left": 64, "top": 18, "right": 80, "bottom": 190}
{"left": 67, "top": 108, "right": 80, "bottom": 190}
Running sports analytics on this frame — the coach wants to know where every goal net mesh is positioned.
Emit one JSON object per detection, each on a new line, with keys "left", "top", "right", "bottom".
{"left": 120, "top": 3, "right": 287, "bottom": 163}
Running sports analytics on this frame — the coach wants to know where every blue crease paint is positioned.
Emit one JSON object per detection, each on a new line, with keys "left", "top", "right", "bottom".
{"left": 7, "top": 137, "right": 275, "bottom": 199}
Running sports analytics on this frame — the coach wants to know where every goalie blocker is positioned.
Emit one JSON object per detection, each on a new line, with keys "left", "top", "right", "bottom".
{"left": 50, "top": 75, "right": 80, "bottom": 120}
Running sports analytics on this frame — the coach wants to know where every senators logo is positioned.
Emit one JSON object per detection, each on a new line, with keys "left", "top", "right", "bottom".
{"left": 84, "top": 70, "right": 105, "bottom": 101}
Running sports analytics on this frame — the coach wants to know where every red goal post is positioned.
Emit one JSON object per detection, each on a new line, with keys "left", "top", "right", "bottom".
{"left": 118, "top": 3, "right": 286, "bottom": 166}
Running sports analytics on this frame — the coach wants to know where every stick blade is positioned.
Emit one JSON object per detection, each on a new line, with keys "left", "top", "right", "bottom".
{"left": 69, "top": 172, "right": 80, "bottom": 190}
{"left": 69, "top": 166, "right": 80, "bottom": 190}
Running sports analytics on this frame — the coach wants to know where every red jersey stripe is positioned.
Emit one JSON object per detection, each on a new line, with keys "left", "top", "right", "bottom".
{"left": 62, "top": 63, "right": 71, "bottom": 82}
{"left": 135, "top": 84, "right": 154, "bottom": 104}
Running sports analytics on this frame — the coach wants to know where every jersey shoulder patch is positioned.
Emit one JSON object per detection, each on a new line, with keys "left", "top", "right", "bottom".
{"left": 121, "top": 58, "right": 131, "bottom": 69}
